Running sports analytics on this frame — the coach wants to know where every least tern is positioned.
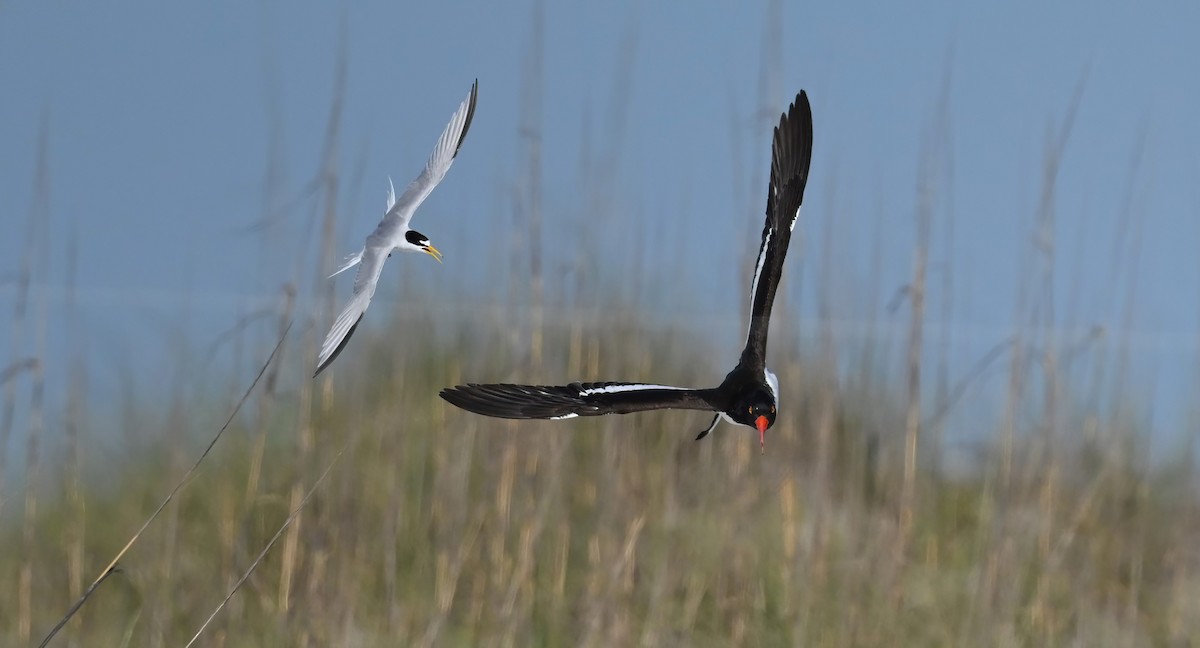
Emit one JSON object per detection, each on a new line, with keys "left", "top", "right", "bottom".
{"left": 315, "top": 79, "right": 478, "bottom": 376}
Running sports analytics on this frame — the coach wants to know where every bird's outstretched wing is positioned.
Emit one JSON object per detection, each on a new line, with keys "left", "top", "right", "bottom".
{"left": 742, "top": 91, "right": 814, "bottom": 362}
{"left": 314, "top": 246, "right": 388, "bottom": 376}
{"left": 378, "top": 79, "right": 478, "bottom": 237}
{"left": 440, "top": 382, "right": 717, "bottom": 420}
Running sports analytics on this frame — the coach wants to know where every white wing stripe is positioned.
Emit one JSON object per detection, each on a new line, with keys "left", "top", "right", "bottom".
{"left": 747, "top": 228, "right": 772, "bottom": 334}
{"left": 579, "top": 383, "right": 692, "bottom": 396}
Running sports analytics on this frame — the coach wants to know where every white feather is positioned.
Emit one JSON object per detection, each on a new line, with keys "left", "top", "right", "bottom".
{"left": 747, "top": 228, "right": 772, "bottom": 337}
{"left": 579, "top": 383, "right": 692, "bottom": 396}
{"left": 764, "top": 368, "right": 780, "bottom": 402}
{"left": 328, "top": 251, "right": 364, "bottom": 278}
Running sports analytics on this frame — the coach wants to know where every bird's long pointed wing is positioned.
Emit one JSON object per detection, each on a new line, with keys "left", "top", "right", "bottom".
{"left": 315, "top": 247, "right": 388, "bottom": 376}
{"left": 378, "top": 79, "right": 478, "bottom": 239}
{"left": 440, "top": 382, "right": 717, "bottom": 420}
{"left": 742, "top": 91, "right": 814, "bottom": 361}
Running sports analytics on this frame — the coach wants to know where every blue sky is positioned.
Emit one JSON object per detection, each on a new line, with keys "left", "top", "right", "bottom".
{"left": 2, "top": 1, "right": 1199, "bottom": 456}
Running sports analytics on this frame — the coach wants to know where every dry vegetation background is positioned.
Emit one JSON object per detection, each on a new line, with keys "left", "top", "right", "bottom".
{"left": 4, "top": 28, "right": 1200, "bottom": 648}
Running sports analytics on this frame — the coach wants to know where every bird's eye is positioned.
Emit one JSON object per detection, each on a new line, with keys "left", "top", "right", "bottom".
{"left": 770, "top": 405, "right": 776, "bottom": 414}
{"left": 747, "top": 406, "right": 753, "bottom": 414}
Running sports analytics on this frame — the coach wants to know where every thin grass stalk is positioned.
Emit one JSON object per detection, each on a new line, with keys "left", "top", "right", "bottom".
{"left": 520, "top": 0, "right": 544, "bottom": 371}
{"left": 1029, "top": 81, "right": 1085, "bottom": 638}
{"left": 19, "top": 112, "right": 52, "bottom": 645}
{"left": 243, "top": 285, "right": 293, "bottom": 512}
{"left": 418, "top": 511, "right": 484, "bottom": 648}
{"left": 810, "top": 169, "right": 839, "bottom": 595}
{"left": 151, "top": 355, "right": 189, "bottom": 645}
{"left": 0, "top": 300, "right": 22, "bottom": 524}
{"left": 860, "top": 193, "right": 886, "bottom": 505}
{"left": 36, "top": 324, "right": 291, "bottom": 648}
{"left": 1033, "top": 119, "right": 1063, "bottom": 637}
{"left": 279, "top": 17, "right": 348, "bottom": 617}
{"left": 898, "top": 125, "right": 933, "bottom": 567}
{"left": 63, "top": 227, "right": 86, "bottom": 647}
{"left": 20, "top": 338, "right": 44, "bottom": 644}
{"left": 932, "top": 55, "right": 957, "bottom": 481}
{"left": 1110, "top": 129, "right": 1148, "bottom": 435}
{"left": 185, "top": 446, "right": 346, "bottom": 648}
{"left": 998, "top": 194, "right": 1038, "bottom": 498}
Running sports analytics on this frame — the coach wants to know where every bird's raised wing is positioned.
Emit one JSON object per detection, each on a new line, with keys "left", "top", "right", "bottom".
{"left": 314, "top": 246, "right": 389, "bottom": 376}
{"left": 379, "top": 79, "right": 478, "bottom": 237}
{"left": 742, "top": 91, "right": 813, "bottom": 362}
{"left": 439, "top": 382, "right": 718, "bottom": 420}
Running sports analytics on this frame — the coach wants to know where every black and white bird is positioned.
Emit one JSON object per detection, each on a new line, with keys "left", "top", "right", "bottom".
{"left": 315, "top": 80, "right": 478, "bottom": 376}
{"left": 440, "top": 90, "right": 812, "bottom": 452}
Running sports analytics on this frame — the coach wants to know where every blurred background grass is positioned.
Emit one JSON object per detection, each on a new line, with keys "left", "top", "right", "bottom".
{"left": 5, "top": 3, "right": 1200, "bottom": 646}
{"left": 6, "top": 284, "right": 1199, "bottom": 646}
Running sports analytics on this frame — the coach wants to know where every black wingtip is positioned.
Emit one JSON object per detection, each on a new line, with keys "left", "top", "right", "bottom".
{"left": 453, "top": 79, "right": 478, "bottom": 157}
{"left": 439, "top": 383, "right": 525, "bottom": 419}
{"left": 771, "top": 89, "right": 814, "bottom": 206}
{"left": 313, "top": 315, "right": 362, "bottom": 378}
{"left": 439, "top": 382, "right": 594, "bottom": 420}
{"left": 787, "top": 91, "right": 811, "bottom": 127}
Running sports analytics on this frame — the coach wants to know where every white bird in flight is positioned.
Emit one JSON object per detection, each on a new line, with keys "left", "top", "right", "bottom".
{"left": 315, "top": 79, "right": 478, "bottom": 376}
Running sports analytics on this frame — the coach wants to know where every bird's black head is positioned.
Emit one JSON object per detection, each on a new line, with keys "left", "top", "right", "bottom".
{"left": 405, "top": 229, "right": 443, "bottom": 263}
{"left": 731, "top": 388, "right": 776, "bottom": 453}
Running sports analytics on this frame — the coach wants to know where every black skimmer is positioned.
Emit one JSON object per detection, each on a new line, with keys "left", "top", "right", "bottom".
{"left": 440, "top": 90, "right": 812, "bottom": 452}
{"left": 315, "top": 80, "right": 478, "bottom": 376}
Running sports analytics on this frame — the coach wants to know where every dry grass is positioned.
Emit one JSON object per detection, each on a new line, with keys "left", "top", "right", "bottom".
{"left": 3, "top": 293, "right": 1198, "bottom": 646}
